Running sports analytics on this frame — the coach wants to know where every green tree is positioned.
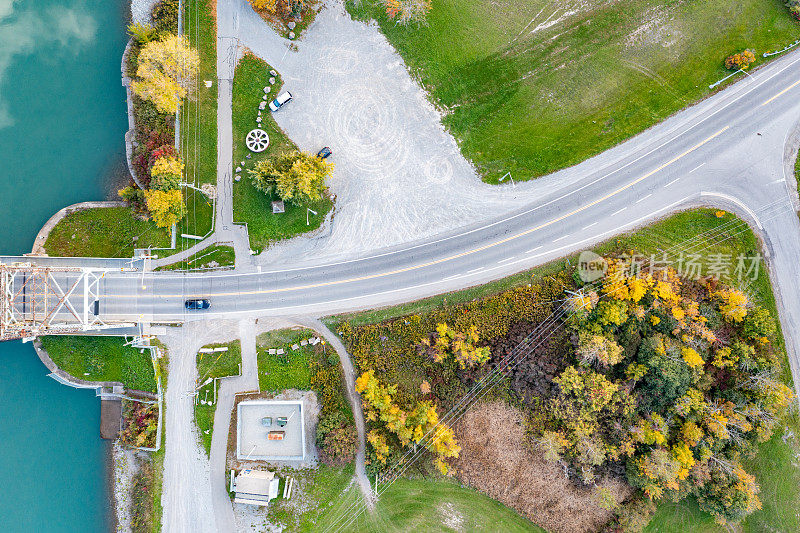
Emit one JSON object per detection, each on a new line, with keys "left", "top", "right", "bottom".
{"left": 696, "top": 462, "right": 761, "bottom": 524}
{"left": 248, "top": 151, "right": 332, "bottom": 205}
{"left": 741, "top": 306, "right": 776, "bottom": 341}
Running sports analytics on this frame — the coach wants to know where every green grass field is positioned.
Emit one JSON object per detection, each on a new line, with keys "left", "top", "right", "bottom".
{"left": 266, "top": 464, "right": 542, "bottom": 531}
{"left": 40, "top": 335, "right": 156, "bottom": 393}
{"left": 174, "top": 0, "right": 218, "bottom": 248}
{"left": 43, "top": 207, "right": 171, "bottom": 258}
{"left": 195, "top": 341, "right": 241, "bottom": 454}
{"left": 157, "top": 244, "right": 235, "bottom": 270}
{"left": 197, "top": 341, "right": 242, "bottom": 381}
{"left": 256, "top": 328, "right": 316, "bottom": 391}
{"left": 231, "top": 53, "right": 333, "bottom": 254}
{"left": 348, "top": 0, "right": 800, "bottom": 182}
{"left": 181, "top": 0, "right": 217, "bottom": 186}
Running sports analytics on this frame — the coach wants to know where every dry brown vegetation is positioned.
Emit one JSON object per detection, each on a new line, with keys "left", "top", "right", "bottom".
{"left": 454, "top": 400, "right": 633, "bottom": 533}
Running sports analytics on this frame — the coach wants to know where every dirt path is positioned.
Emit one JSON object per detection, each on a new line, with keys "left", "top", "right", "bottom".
{"left": 294, "top": 317, "right": 375, "bottom": 509}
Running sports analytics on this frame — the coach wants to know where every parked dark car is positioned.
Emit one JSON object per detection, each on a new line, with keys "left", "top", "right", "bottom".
{"left": 317, "top": 147, "right": 332, "bottom": 159}
{"left": 185, "top": 299, "right": 211, "bottom": 310}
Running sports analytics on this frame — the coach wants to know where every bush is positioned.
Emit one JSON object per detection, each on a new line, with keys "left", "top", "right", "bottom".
{"left": 151, "top": 0, "right": 179, "bottom": 35}
{"left": 724, "top": 49, "right": 756, "bottom": 70}
{"left": 614, "top": 497, "right": 656, "bottom": 533}
{"left": 127, "top": 22, "right": 156, "bottom": 44}
{"left": 788, "top": 0, "right": 800, "bottom": 21}
{"left": 119, "top": 186, "right": 146, "bottom": 210}
{"left": 316, "top": 411, "right": 358, "bottom": 466}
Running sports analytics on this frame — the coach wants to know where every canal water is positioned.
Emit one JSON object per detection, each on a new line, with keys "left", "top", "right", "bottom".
{"left": 0, "top": 0, "right": 129, "bottom": 530}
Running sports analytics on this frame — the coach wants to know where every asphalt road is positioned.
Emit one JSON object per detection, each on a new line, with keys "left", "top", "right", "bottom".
{"left": 10, "top": 45, "right": 800, "bottom": 395}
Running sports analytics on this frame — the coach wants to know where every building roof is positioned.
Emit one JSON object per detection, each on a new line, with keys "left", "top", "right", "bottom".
{"left": 236, "top": 400, "right": 306, "bottom": 461}
{"left": 233, "top": 469, "right": 280, "bottom": 506}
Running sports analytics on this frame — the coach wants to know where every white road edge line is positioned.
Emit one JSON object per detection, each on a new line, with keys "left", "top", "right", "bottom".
{"left": 688, "top": 163, "right": 705, "bottom": 174}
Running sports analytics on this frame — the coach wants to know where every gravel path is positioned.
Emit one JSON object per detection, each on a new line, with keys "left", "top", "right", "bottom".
{"left": 295, "top": 317, "right": 375, "bottom": 509}
{"left": 130, "top": 0, "right": 159, "bottom": 25}
{"left": 160, "top": 321, "right": 242, "bottom": 533}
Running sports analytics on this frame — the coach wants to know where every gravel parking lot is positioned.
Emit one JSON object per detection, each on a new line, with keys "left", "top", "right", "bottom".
{"left": 226, "top": 0, "right": 550, "bottom": 263}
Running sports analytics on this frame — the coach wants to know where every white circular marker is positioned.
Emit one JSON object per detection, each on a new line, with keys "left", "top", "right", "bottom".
{"left": 246, "top": 129, "right": 269, "bottom": 153}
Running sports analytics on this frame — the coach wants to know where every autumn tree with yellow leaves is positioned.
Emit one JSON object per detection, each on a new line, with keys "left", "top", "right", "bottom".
{"left": 548, "top": 256, "right": 793, "bottom": 525}
{"left": 144, "top": 189, "right": 186, "bottom": 228}
{"left": 419, "top": 323, "right": 491, "bottom": 369}
{"left": 132, "top": 34, "right": 199, "bottom": 114}
{"left": 355, "top": 369, "right": 460, "bottom": 474}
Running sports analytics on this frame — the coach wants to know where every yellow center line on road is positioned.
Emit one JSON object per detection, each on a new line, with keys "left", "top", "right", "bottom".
{"left": 106, "top": 126, "right": 729, "bottom": 300}
{"left": 761, "top": 79, "right": 800, "bottom": 106}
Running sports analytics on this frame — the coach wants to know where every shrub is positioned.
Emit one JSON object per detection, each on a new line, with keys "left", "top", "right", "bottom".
{"left": 382, "top": 0, "right": 432, "bottom": 24}
{"left": 120, "top": 401, "right": 159, "bottom": 448}
{"left": 316, "top": 411, "right": 358, "bottom": 466}
{"left": 724, "top": 49, "right": 755, "bottom": 70}
{"left": 119, "top": 186, "right": 146, "bottom": 210}
{"left": 249, "top": 0, "right": 278, "bottom": 12}
{"left": 127, "top": 22, "right": 156, "bottom": 44}
{"left": 151, "top": 0, "right": 179, "bottom": 35}
{"left": 788, "top": 0, "right": 800, "bottom": 21}
{"left": 614, "top": 497, "right": 656, "bottom": 533}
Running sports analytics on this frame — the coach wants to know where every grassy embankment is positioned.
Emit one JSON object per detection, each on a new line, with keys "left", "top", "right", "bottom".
{"left": 40, "top": 335, "right": 156, "bottom": 393}
{"left": 176, "top": 0, "right": 217, "bottom": 247}
{"left": 194, "top": 340, "right": 242, "bottom": 455}
{"left": 326, "top": 209, "right": 800, "bottom": 531}
{"left": 266, "top": 463, "right": 543, "bottom": 532}
{"left": 232, "top": 53, "right": 332, "bottom": 254}
{"left": 348, "top": 0, "right": 800, "bottom": 182}
{"left": 43, "top": 207, "right": 170, "bottom": 257}
{"left": 43, "top": 0, "right": 218, "bottom": 259}
{"left": 155, "top": 244, "right": 235, "bottom": 270}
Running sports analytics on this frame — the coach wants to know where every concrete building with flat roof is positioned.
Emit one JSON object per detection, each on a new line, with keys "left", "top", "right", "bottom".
{"left": 237, "top": 399, "right": 305, "bottom": 461}
{"left": 232, "top": 469, "right": 280, "bottom": 506}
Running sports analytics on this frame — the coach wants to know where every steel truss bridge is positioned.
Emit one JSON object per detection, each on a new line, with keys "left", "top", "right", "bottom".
{"left": 0, "top": 261, "right": 134, "bottom": 341}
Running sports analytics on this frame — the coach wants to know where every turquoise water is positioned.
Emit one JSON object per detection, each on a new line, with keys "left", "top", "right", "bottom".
{"left": 0, "top": 0, "right": 129, "bottom": 530}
